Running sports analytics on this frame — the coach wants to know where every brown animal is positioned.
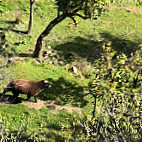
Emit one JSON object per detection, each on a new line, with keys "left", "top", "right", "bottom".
{"left": 3, "top": 79, "right": 51, "bottom": 103}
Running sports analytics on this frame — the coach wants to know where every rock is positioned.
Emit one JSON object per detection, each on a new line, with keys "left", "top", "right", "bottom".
{"left": 48, "top": 46, "right": 51, "bottom": 49}
{"left": 72, "top": 66, "right": 78, "bottom": 74}
{"left": 71, "top": 65, "right": 83, "bottom": 78}
{"left": 8, "top": 57, "right": 25, "bottom": 64}
{"left": 47, "top": 50, "right": 52, "bottom": 54}
{"left": 49, "top": 61, "right": 53, "bottom": 64}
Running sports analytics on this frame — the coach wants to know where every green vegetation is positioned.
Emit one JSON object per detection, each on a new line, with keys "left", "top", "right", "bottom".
{"left": 0, "top": 0, "right": 142, "bottom": 141}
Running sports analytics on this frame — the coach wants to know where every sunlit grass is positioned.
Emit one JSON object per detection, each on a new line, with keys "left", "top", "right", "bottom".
{"left": 0, "top": 0, "right": 142, "bottom": 141}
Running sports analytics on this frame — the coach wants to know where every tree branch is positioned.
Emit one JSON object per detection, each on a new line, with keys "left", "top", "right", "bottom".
{"left": 107, "top": 108, "right": 127, "bottom": 142}
{"left": 30, "top": 0, "right": 35, "bottom": 5}
{"left": 74, "top": 13, "right": 89, "bottom": 19}
{"left": 33, "top": 13, "right": 67, "bottom": 58}
{"left": 133, "top": 69, "right": 142, "bottom": 88}
{"left": 71, "top": 6, "right": 83, "bottom": 15}
{"left": 69, "top": 16, "right": 77, "bottom": 26}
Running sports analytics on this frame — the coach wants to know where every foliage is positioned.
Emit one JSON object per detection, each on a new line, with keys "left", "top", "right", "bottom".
{"left": 56, "top": 0, "right": 108, "bottom": 19}
{"left": 0, "top": 105, "right": 74, "bottom": 141}
{"left": 9, "top": 61, "right": 89, "bottom": 106}
{"left": 0, "top": 33, "right": 14, "bottom": 89}
{"left": 62, "top": 42, "right": 142, "bottom": 141}
{"left": 33, "top": 0, "right": 109, "bottom": 58}
{"left": 0, "top": 115, "right": 32, "bottom": 141}
{"left": 0, "top": 1, "right": 142, "bottom": 141}
{"left": 1, "top": 0, "right": 142, "bottom": 58}
{"left": 0, "top": 53, "right": 14, "bottom": 89}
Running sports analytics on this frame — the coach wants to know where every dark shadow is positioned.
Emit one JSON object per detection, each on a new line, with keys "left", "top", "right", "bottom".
{"left": 11, "top": 29, "right": 28, "bottom": 34}
{"left": 5, "top": 20, "right": 19, "bottom": 24}
{"left": 0, "top": 93, "right": 37, "bottom": 104}
{"left": 5, "top": 130, "right": 64, "bottom": 142}
{"left": 54, "top": 34, "right": 140, "bottom": 64}
{"left": 0, "top": 77, "right": 87, "bottom": 107}
{"left": 100, "top": 32, "right": 140, "bottom": 56}
{"left": 42, "top": 131, "right": 63, "bottom": 142}
{"left": 0, "top": 93, "right": 22, "bottom": 104}
{"left": 0, "top": 19, "right": 27, "bottom": 34}
{"left": 0, "top": 27, "right": 28, "bottom": 34}
{"left": 0, "top": 31, "right": 6, "bottom": 52}
{"left": 0, "top": 19, "right": 19, "bottom": 24}
{"left": 18, "top": 53, "right": 32, "bottom": 57}
{"left": 54, "top": 36, "right": 103, "bottom": 64}
{"left": 38, "top": 77, "right": 88, "bottom": 107}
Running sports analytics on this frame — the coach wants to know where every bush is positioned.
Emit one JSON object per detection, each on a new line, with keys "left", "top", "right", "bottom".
{"left": 62, "top": 42, "right": 142, "bottom": 141}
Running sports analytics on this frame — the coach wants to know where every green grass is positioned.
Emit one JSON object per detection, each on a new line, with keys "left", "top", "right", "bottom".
{"left": 9, "top": 61, "right": 89, "bottom": 106}
{"left": 0, "top": 104, "right": 74, "bottom": 141}
{"left": 0, "top": 0, "right": 142, "bottom": 141}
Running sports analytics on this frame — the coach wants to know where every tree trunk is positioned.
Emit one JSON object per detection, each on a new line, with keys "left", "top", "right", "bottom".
{"left": 27, "top": 0, "right": 35, "bottom": 34}
{"left": 33, "top": 13, "right": 67, "bottom": 58}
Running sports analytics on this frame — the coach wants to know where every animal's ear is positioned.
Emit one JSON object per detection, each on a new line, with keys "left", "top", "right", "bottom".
{"left": 43, "top": 80, "right": 48, "bottom": 83}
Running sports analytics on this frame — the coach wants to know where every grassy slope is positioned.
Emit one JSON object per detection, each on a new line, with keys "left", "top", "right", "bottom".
{"left": 0, "top": 0, "right": 142, "bottom": 140}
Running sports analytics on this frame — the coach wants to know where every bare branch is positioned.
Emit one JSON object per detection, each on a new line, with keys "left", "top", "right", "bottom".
{"left": 30, "top": 0, "right": 35, "bottom": 5}
{"left": 69, "top": 16, "right": 77, "bottom": 26}
{"left": 107, "top": 108, "right": 127, "bottom": 142}
{"left": 32, "top": 0, "right": 35, "bottom": 4}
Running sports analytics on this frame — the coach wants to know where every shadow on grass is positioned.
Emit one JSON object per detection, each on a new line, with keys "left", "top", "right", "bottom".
{"left": 54, "top": 34, "right": 140, "bottom": 64}
{"left": 0, "top": 20, "right": 27, "bottom": 34}
{"left": 29, "top": 131, "right": 64, "bottom": 142}
{"left": 100, "top": 32, "right": 140, "bottom": 56}
{"left": 40, "top": 131, "right": 63, "bottom": 142}
{"left": 54, "top": 36, "right": 103, "bottom": 63}
{"left": 38, "top": 77, "right": 88, "bottom": 107}
{"left": 6, "top": 130, "right": 64, "bottom": 142}
{"left": 0, "top": 27, "right": 27, "bottom": 34}
{"left": 0, "top": 77, "right": 87, "bottom": 107}
{"left": 18, "top": 53, "right": 33, "bottom": 57}
{"left": 0, "top": 93, "right": 22, "bottom": 104}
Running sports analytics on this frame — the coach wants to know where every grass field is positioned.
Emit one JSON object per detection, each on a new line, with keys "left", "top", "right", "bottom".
{"left": 0, "top": 0, "right": 142, "bottom": 141}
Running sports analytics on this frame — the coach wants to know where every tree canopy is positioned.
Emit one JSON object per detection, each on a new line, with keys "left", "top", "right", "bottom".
{"left": 33, "top": 0, "right": 108, "bottom": 58}
{"left": 56, "top": 0, "right": 106, "bottom": 19}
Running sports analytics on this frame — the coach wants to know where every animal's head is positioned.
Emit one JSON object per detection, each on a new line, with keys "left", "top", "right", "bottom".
{"left": 42, "top": 80, "right": 51, "bottom": 88}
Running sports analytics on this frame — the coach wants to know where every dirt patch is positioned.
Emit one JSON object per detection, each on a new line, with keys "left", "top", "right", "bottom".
{"left": 107, "top": 5, "right": 118, "bottom": 10}
{"left": 125, "top": 5, "right": 142, "bottom": 14}
{"left": 108, "top": 5, "right": 142, "bottom": 15}
{"left": 22, "top": 100, "right": 82, "bottom": 114}
{"left": 125, "top": 5, "right": 137, "bottom": 13}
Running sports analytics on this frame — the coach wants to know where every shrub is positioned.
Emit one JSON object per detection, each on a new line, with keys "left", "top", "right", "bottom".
{"left": 62, "top": 42, "right": 142, "bottom": 141}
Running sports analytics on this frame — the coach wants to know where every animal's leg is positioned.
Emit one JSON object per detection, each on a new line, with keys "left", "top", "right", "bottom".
{"left": 10, "top": 91, "right": 19, "bottom": 104}
{"left": 27, "top": 94, "right": 31, "bottom": 101}
{"left": 12, "top": 91, "right": 19, "bottom": 98}
{"left": 3, "top": 88, "right": 10, "bottom": 95}
{"left": 34, "top": 96, "right": 37, "bottom": 103}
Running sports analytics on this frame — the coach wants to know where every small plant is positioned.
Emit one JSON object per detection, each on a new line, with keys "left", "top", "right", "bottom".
{"left": 0, "top": 115, "right": 34, "bottom": 141}
{"left": 75, "top": 58, "right": 92, "bottom": 77}
{"left": 0, "top": 52, "right": 14, "bottom": 90}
